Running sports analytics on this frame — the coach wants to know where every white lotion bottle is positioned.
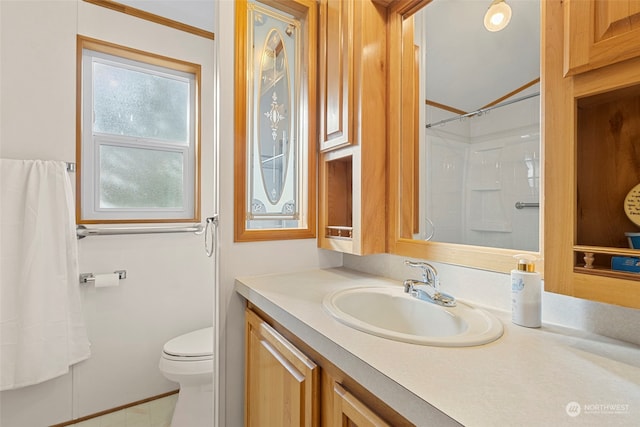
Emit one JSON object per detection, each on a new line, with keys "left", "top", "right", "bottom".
{"left": 511, "top": 254, "right": 541, "bottom": 328}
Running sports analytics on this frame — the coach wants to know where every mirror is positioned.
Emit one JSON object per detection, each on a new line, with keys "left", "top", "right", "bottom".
{"left": 387, "top": 0, "right": 543, "bottom": 273}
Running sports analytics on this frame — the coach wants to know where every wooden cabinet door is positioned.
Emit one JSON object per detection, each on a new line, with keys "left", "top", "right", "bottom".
{"left": 332, "top": 383, "right": 390, "bottom": 427}
{"left": 245, "top": 309, "right": 319, "bottom": 427}
{"left": 318, "top": 0, "right": 354, "bottom": 151}
{"left": 564, "top": 0, "right": 640, "bottom": 75}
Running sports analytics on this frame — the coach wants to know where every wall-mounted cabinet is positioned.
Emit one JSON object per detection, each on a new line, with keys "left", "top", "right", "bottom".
{"left": 564, "top": 0, "right": 640, "bottom": 75}
{"left": 318, "top": 0, "right": 353, "bottom": 152}
{"left": 545, "top": 0, "right": 640, "bottom": 309}
{"left": 317, "top": 0, "right": 387, "bottom": 255}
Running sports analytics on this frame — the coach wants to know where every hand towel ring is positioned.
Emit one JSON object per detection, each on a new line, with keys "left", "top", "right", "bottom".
{"left": 204, "top": 216, "right": 218, "bottom": 258}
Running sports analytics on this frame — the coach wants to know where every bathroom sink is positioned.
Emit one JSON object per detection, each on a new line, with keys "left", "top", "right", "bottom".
{"left": 322, "top": 286, "right": 503, "bottom": 347}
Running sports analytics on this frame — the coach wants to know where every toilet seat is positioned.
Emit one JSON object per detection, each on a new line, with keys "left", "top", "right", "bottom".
{"left": 162, "top": 327, "right": 213, "bottom": 361}
{"left": 162, "top": 353, "right": 212, "bottom": 362}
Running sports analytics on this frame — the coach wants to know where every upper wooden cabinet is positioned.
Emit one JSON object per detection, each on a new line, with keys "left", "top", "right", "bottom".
{"left": 544, "top": 0, "right": 640, "bottom": 309}
{"left": 317, "top": 0, "right": 386, "bottom": 152}
{"left": 318, "top": 0, "right": 353, "bottom": 151}
{"left": 564, "top": 0, "right": 640, "bottom": 75}
{"left": 317, "top": 0, "right": 387, "bottom": 255}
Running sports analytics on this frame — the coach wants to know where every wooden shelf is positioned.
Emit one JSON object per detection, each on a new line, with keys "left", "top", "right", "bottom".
{"left": 326, "top": 226, "right": 353, "bottom": 240}
{"left": 574, "top": 266, "right": 640, "bottom": 281}
{"left": 573, "top": 246, "right": 640, "bottom": 281}
{"left": 574, "top": 245, "right": 640, "bottom": 257}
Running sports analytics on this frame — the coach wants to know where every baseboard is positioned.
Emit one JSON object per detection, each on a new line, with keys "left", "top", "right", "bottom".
{"left": 49, "top": 389, "right": 179, "bottom": 427}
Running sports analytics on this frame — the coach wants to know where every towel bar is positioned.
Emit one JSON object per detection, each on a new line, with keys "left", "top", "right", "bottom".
{"left": 76, "top": 224, "right": 204, "bottom": 239}
{"left": 515, "top": 202, "right": 539, "bottom": 209}
{"left": 80, "top": 270, "right": 127, "bottom": 284}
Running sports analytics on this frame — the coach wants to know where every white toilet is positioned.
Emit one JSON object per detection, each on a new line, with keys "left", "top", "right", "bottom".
{"left": 159, "top": 327, "right": 214, "bottom": 427}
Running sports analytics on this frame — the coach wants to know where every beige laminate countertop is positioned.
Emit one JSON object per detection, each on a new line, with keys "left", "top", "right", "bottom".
{"left": 235, "top": 267, "right": 640, "bottom": 427}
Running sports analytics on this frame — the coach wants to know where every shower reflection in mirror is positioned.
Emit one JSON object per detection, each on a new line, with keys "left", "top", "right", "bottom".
{"left": 409, "top": 1, "right": 540, "bottom": 252}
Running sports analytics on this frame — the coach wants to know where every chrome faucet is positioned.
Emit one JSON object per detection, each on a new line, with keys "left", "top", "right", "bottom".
{"left": 403, "top": 260, "right": 456, "bottom": 307}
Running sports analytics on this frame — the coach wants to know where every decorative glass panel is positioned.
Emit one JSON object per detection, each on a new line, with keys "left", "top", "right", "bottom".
{"left": 259, "top": 29, "right": 291, "bottom": 205}
{"left": 247, "top": 1, "right": 301, "bottom": 229}
{"left": 234, "top": 0, "right": 316, "bottom": 240}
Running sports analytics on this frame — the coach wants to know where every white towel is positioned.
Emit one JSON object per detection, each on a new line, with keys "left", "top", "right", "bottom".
{"left": 1, "top": 159, "right": 91, "bottom": 390}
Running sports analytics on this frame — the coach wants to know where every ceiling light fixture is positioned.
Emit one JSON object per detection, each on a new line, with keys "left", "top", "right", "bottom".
{"left": 484, "top": 0, "right": 512, "bottom": 32}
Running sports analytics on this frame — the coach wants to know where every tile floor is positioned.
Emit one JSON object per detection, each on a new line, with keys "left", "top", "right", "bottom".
{"left": 67, "top": 393, "right": 177, "bottom": 427}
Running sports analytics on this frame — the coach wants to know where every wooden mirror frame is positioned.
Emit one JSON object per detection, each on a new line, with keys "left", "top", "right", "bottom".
{"left": 386, "top": 0, "right": 544, "bottom": 274}
{"left": 234, "top": 0, "right": 317, "bottom": 242}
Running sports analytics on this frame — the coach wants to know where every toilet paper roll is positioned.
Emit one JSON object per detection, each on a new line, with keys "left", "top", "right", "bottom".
{"left": 94, "top": 273, "right": 120, "bottom": 288}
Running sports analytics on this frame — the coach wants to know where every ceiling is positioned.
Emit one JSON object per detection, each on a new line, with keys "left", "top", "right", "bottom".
{"left": 419, "top": 0, "right": 540, "bottom": 113}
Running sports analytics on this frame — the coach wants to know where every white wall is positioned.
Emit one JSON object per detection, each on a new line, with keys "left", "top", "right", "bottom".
{"left": 0, "top": 1, "right": 217, "bottom": 425}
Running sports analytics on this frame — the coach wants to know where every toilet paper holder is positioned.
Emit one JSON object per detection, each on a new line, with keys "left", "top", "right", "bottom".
{"left": 79, "top": 270, "right": 127, "bottom": 284}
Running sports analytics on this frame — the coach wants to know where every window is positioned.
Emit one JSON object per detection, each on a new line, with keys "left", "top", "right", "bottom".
{"left": 77, "top": 36, "right": 200, "bottom": 223}
{"left": 234, "top": 0, "right": 317, "bottom": 241}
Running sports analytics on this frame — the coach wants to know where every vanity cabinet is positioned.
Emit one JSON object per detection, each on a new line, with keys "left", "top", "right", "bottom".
{"left": 564, "top": 0, "right": 640, "bottom": 75}
{"left": 544, "top": 0, "right": 640, "bottom": 309}
{"left": 330, "top": 382, "right": 390, "bottom": 427}
{"left": 245, "top": 309, "right": 319, "bottom": 426}
{"left": 317, "top": 0, "right": 387, "bottom": 255}
{"left": 244, "top": 307, "right": 409, "bottom": 426}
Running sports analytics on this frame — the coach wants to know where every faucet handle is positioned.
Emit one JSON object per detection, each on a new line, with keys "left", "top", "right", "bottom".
{"left": 404, "top": 260, "right": 438, "bottom": 287}
{"left": 404, "top": 259, "right": 438, "bottom": 283}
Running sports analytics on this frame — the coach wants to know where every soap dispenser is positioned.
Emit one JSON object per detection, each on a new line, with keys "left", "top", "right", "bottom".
{"left": 511, "top": 254, "right": 541, "bottom": 328}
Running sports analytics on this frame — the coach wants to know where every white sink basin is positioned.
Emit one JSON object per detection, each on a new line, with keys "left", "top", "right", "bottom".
{"left": 322, "top": 286, "right": 503, "bottom": 347}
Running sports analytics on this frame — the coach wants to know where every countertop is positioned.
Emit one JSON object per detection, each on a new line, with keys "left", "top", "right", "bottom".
{"left": 235, "top": 267, "right": 640, "bottom": 426}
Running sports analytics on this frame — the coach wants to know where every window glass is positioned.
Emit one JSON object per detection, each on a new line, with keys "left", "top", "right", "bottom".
{"left": 99, "top": 145, "right": 184, "bottom": 209}
{"left": 93, "top": 61, "right": 190, "bottom": 143}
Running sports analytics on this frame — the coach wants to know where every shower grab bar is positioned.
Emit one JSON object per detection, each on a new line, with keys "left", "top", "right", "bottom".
{"left": 515, "top": 202, "right": 539, "bottom": 209}
{"left": 76, "top": 223, "right": 204, "bottom": 239}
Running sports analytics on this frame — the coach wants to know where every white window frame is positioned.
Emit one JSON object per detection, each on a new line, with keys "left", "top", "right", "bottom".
{"left": 78, "top": 36, "right": 200, "bottom": 223}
